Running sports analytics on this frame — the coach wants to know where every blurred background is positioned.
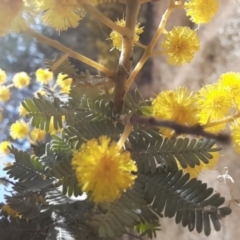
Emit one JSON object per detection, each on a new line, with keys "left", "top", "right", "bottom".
{"left": 0, "top": 0, "right": 240, "bottom": 239}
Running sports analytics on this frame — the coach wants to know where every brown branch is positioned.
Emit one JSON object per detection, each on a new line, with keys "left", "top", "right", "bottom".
{"left": 113, "top": 0, "right": 141, "bottom": 113}
{"left": 121, "top": 115, "right": 231, "bottom": 144}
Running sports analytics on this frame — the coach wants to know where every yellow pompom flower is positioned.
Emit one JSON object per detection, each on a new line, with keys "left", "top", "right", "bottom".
{"left": 0, "top": 141, "right": 11, "bottom": 154}
{"left": 161, "top": 26, "right": 200, "bottom": 66}
{"left": 56, "top": 73, "right": 72, "bottom": 93}
{"left": 0, "top": 86, "right": 10, "bottom": 102}
{"left": 0, "top": 69, "right": 7, "bottom": 84}
{"left": 30, "top": 128, "right": 46, "bottom": 142}
{"left": 109, "top": 19, "right": 144, "bottom": 51}
{"left": 19, "top": 103, "right": 28, "bottom": 117}
{"left": 72, "top": 136, "right": 137, "bottom": 203}
{"left": 38, "top": 0, "right": 85, "bottom": 31}
{"left": 36, "top": 68, "right": 53, "bottom": 85}
{"left": 10, "top": 120, "right": 30, "bottom": 140}
{"left": 196, "top": 83, "right": 232, "bottom": 132}
{"left": 152, "top": 87, "right": 197, "bottom": 137}
{"left": 12, "top": 72, "right": 30, "bottom": 88}
{"left": 178, "top": 151, "right": 219, "bottom": 178}
{"left": 230, "top": 119, "right": 240, "bottom": 154}
{"left": 218, "top": 72, "right": 240, "bottom": 108}
{"left": 185, "top": 0, "right": 219, "bottom": 24}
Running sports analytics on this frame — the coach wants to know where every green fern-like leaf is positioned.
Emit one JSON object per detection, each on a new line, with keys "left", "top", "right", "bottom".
{"left": 49, "top": 160, "right": 82, "bottom": 197}
{"left": 22, "top": 94, "right": 74, "bottom": 132}
{"left": 92, "top": 178, "right": 145, "bottom": 238}
{"left": 45, "top": 189, "right": 91, "bottom": 222}
{"left": 143, "top": 168, "right": 231, "bottom": 236}
{"left": 4, "top": 147, "right": 47, "bottom": 182}
{"left": 0, "top": 216, "right": 48, "bottom": 240}
{"left": 123, "top": 88, "right": 147, "bottom": 114}
{"left": 4, "top": 147, "right": 54, "bottom": 193}
{"left": 65, "top": 122, "right": 123, "bottom": 147}
{"left": 4, "top": 193, "right": 48, "bottom": 220}
{"left": 130, "top": 130, "right": 220, "bottom": 173}
{"left": 76, "top": 98, "right": 114, "bottom": 122}
{"left": 39, "top": 143, "right": 81, "bottom": 197}
{"left": 51, "top": 130, "right": 76, "bottom": 157}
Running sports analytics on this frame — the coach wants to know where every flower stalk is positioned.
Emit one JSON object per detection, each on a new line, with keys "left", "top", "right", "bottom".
{"left": 204, "top": 112, "right": 240, "bottom": 129}
{"left": 125, "top": 0, "right": 175, "bottom": 91}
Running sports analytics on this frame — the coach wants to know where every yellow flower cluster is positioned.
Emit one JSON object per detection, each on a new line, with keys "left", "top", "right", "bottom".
{"left": 152, "top": 71, "right": 240, "bottom": 154}
{"left": 30, "top": 128, "right": 46, "bottom": 142}
{"left": 152, "top": 87, "right": 197, "bottom": 137}
{"left": 56, "top": 73, "right": 72, "bottom": 94}
{"left": 0, "top": 69, "right": 32, "bottom": 103}
{"left": 0, "top": 141, "right": 11, "bottom": 154}
{"left": 36, "top": 68, "right": 53, "bottom": 85}
{"left": 12, "top": 72, "right": 30, "bottom": 89}
{"left": 161, "top": 26, "right": 200, "bottom": 66}
{"left": 0, "top": 68, "right": 68, "bottom": 144}
{"left": 8, "top": 120, "right": 48, "bottom": 142}
{"left": 10, "top": 120, "right": 30, "bottom": 140}
{"left": 72, "top": 136, "right": 137, "bottom": 203}
{"left": 0, "top": 69, "right": 7, "bottom": 84}
{"left": 36, "top": 0, "right": 85, "bottom": 31}
{"left": 185, "top": 0, "right": 219, "bottom": 24}
{"left": 0, "top": 86, "right": 10, "bottom": 102}
{"left": 109, "top": 19, "right": 144, "bottom": 51}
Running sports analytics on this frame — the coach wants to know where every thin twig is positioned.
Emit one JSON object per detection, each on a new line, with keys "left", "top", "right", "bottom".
{"left": 117, "top": 117, "right": 133, "bottom": 148}
{"left": 125, "top": 1, "right": 174, "bottom": 90}
{"left": 203, "top": 111, "right": 240, "bottom": 129}
{"left": 49, "top": 53, "right": 69, "bottom": 72}
{"left": 25, "top": 27, "right": 116, "bottom": 77}
{"left": 134, "top": 41, "right": 147, "bottom": 49}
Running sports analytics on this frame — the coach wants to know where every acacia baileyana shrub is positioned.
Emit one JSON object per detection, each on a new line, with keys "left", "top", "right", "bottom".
{"left": 0, "top": 1, "right": 238, "bottom": 239}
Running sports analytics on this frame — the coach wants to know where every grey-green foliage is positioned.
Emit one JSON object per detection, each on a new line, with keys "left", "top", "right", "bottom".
{"left": 130, "top": 133, "right": 220, "bottom": 173}
{"left": 144, "top": 168, "right": 232, "bottom": 236}
{"left": 1, "top": 80, "right": 232, "bottom": 240}
{"left": 0, "top": 216, "right": 48, "bottom": 240}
